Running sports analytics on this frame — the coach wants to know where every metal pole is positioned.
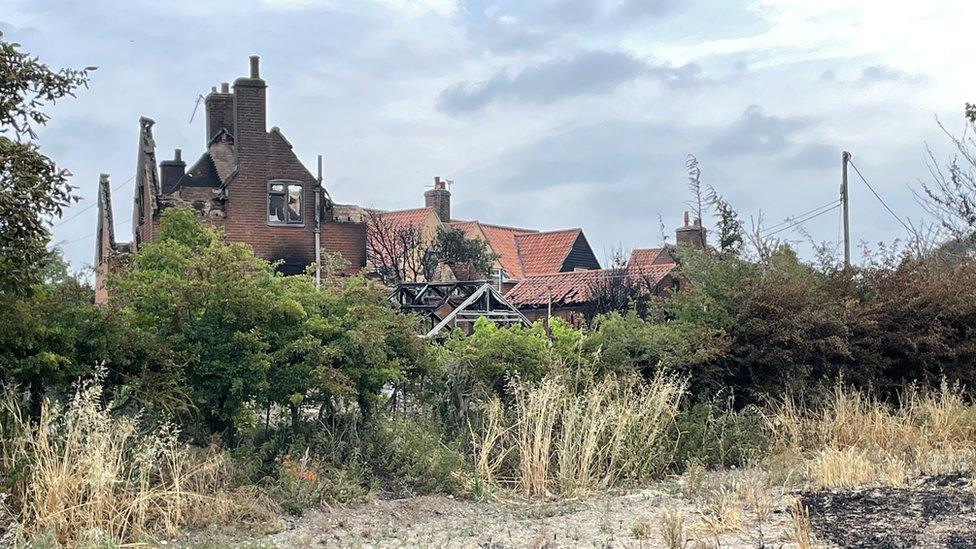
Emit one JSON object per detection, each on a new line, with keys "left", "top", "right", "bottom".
{"left": 841, "top": 151, "right": 851, "bottom": 269}
{"left": 315, "top": 154, "right": 323, "bottom": 289}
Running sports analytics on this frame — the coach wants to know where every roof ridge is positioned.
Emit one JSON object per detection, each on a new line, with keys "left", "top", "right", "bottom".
{"left": 514, "top": 227, "right": 581, "bottom": 239}
{"left": 477, "top": 221, "right": 538, "bottom": 232}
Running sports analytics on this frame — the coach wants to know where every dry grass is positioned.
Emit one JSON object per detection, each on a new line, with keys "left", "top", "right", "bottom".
{"left": 479, "top": 371, "right": 686, "bottom": 497}
{"left": 658, "top": 507, "right": 686, "bottom": 548}
{"left": 768, "top": 381, "right": 976, "bottom": 489}
{"left": 782, "top": 497, "right": 812, "bottom": 549}
{"left": 698, "top": 483, "right": 743, "bottom": 535}
{"left": 0, "top": 379, "right": 274, "bottom": 546}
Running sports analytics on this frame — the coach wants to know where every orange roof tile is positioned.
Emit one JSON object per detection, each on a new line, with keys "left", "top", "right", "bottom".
{"left": 514, "top": 229, "right": 582, "bottom": 276}
{"left": 627, "top": 248, "right": 663, "bottom": 270}
{"left": 506, "top": 261, "right": 678, "bottom": 308}
{"left": 478, "top": 223, "right": 537, "bottom": 278}
{"left": 373, "top": 207, "right": 434, "bottom": 231}
{"left": 366, "top": 207, "right": 436, "bottom": 265}
{"left": 505, "top": 269, "right": 608, "bottom": 307}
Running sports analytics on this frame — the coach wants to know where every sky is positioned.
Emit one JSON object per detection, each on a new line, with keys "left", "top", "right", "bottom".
{"left": 4, "top": 0, "right": 976, "bottom": 271}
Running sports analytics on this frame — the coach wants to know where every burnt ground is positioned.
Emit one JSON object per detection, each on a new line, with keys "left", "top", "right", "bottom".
{"left": 802, "top": 472, "right": 976, "bottom": 548}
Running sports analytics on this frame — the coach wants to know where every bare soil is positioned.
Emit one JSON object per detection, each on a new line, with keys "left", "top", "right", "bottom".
{"left": 263, "top": 470, "right": 799, "bottom": 548}
{"left": 183, "top": 470, "right": 976, "bottom": 548}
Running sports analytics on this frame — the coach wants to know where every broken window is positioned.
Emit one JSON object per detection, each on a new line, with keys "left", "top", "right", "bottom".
{"left": 268, "top": 180, "right": 303, "bottom": 225}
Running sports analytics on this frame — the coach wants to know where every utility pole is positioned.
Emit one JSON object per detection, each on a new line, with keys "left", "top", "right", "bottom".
{"left": 841, "top": 151, "right": 851, "bottom": 269}
{"left": 315, "top": 154, "right": 323, "bottom": 289}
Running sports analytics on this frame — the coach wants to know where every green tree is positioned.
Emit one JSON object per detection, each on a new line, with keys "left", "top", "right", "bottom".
{"left": 0, "top": 33, "right": 93, "bottom": 293}
{"left": 110, "top": 208, "right": 302, "bottom": 436}
{"left": 433, "top": 226, "right": 498, "bottom": 280}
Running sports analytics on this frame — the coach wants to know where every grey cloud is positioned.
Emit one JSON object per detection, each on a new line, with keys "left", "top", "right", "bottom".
{"left": 710, "top": 105, "right": 835, "bottom": 171}
{"left": 617, "top": 0, "right": 685, "bottom": 19}
{"left": 709, "top": 105, "right": 808, "bottom": 155}
{"left": 535, "top": 0, "right": 686, "bottom": 25}
{"left": 485, "top": 119, "right": 690, "bottom": 192}
{"left": 438, "top": 50, "right": 701, "bottom": 113}
{"left": 859, "top": 64, "right": 925, "bottom": 84}
{"left": 466, "top": 15, "right": 553, "bottom": 54}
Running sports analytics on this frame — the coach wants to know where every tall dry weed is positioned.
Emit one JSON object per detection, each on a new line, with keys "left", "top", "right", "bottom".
{"left": 768, "top": 380, "right": 976, "bottom": 489}
{"left": 0, "top": 379, "right": 268, "bottom": 546}
{"left": 481, "top": 371, "right": 686, "bottom": 497}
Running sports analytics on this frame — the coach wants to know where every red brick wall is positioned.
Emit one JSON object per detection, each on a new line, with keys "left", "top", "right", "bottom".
{"left": 323, "top": 221, "right": 367, "bottom": 274}
{"left": 218, "top": 76, "right": 318, "bottom": 274}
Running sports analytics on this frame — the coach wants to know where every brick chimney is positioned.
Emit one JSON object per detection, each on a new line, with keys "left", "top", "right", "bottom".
{"left": 675, "top": 211, "right": 706, "bottom": 249}
{"left": 425, "top": 176, "right": 451, "bottom": 222}
{"left": 159, "top": 149, "right": 186, "bottom": 194}
{"left": 205, "top": 82, "right": 234, "bottom": 143}
{"left": 232, "top": 55, "right": 266, "bottom": 151}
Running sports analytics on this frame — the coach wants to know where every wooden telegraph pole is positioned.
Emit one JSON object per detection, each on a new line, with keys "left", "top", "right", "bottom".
{"left": 841, "top": 151, "right": 851, "bottom": 269}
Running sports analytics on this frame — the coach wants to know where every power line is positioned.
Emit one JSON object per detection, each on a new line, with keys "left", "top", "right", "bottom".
{"left": 764, "top": 203, "right": 841, "bottom": 237}
{"left": 53, "top": 174, "right": 135, "bottom": 228}
{"left": 59, "top": 217, "right": 131, "bottom": 246}
{"left": 763, "top": 199, "right": 841, "bottom": 233}
{"left": 847, "top": 159, "right": 912, "bottom": 233}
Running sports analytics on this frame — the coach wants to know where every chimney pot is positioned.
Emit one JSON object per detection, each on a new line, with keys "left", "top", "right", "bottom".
{"left": 249, "top": 55, "right": 260, "bottom": 79}
{"left": 221, "top": 82, "right": 229, "bottom": 93}
{"left": 211, "top": 86, "right": 217, "bottom": 93}
{"left": 683, "top": 211, "right": 690, "bottom": 226}
{"left": 174, "top": 148, "right": 182, "bottom": 162}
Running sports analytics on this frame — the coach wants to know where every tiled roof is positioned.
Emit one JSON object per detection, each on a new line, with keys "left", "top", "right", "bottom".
{"left": 478, "top": 223, "right": 538, "bottom": 278}
{"left": 208, "top": 140, "right": 235, "bottom": 184}
{"left": 628, "top": 262, "right": 677, "bottom": 283}
{"left": 506, "top": 262, "right": 678, "bottom": 308}
{"left": 505, "top": 269, "right": 610, "bottom": 307}
{"left": 372, "top": 207, "right": 435, "bottom": 231}
{"left": 628, "top": 248, "right": 663, "bottom": 270}
{"left": 365, "top": 207, "right": 437, "bottom": 264}
{"left": 515, "top": 229, "right": 581, "bottom": 276}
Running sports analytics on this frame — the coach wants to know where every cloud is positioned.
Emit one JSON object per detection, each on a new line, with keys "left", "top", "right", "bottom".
{"left": 528, "top": 0, "right": 686, "bottom": 26}
{"left": 479, "top": 119, "right": 690, "bottom": 192}
{"left": 617, "top": 0, "right": 684, "bottom": 19}
{"left": 437, "top": 50, "right": 701, "bottom": 113}
{"left": 859, "top": 64, "right": 925, "bottom": 84}
{"left": 465, "top": 13, "right": 553, "bottom": 54}
{"left": 709, "top": 105, "right": 809, "bottom": 155}
{"left": 709, "top": 105, "right": 834, "bottom": 170}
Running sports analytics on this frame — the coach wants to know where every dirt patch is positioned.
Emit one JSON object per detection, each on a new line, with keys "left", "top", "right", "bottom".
{"left": 261, "top": 470, "right": 800, "bottom": 548}
{"left": 801, "top": 472, "right": 976, "bottom": 548}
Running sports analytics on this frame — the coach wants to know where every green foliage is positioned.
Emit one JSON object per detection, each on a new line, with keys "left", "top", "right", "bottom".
{"left": 672, "top": 398, "right": 768, "bottom": 470}
{"left": 437, "top": 317, "right": 552, "bottom": 396}
{"left": 433, "top": 226, "right": 498, "bottom": 280}
{"left": 110, "top": 208, "right": 427, "bottom": 437}
{"left": 0, "top": 33, "right": 92, "bottom": 294}
{"left": 365, "top": 418, "right": 469, "bottom": 497}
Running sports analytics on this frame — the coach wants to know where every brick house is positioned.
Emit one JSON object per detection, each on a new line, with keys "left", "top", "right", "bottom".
{"left": 95, "top": 57, "right": 705, "bottom": 321}
{"left": 95, "top": 57, "right": 367, "bottom": 302}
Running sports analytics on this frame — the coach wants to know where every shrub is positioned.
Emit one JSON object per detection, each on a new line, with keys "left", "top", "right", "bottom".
{"left": 767, "top": 380, "right": 976, "bottom": 488}
{"left": 365, "top": 418, "right": 470, "bottom": 497}
{"left": 672, "top": 397, "right": 768, "bottom": 470}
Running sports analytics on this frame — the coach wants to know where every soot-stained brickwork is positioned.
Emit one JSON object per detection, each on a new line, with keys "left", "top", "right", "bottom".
{"left": 95, "top": 56, "right": 367, "bottom": 302}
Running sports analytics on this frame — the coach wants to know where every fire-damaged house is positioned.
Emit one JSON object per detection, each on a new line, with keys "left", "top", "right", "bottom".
{"left": 95, "top": 56, "right": 705, "bottom": 327}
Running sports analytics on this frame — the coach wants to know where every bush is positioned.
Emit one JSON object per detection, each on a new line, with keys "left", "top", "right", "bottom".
{"left": 365, "top": 418, "right": 469, "bottom": 497}
{"left": 672, "top": 397, "right": 768, "bottom": 470}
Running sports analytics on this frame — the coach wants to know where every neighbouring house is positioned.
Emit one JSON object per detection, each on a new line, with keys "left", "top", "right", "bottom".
{"left": 94, "top": 56, "right": 705, "bottom": 325}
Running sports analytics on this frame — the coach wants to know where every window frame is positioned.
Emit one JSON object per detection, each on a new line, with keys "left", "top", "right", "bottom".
{"left": 267, "top": 179, "right": 305, "bottom": 227}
